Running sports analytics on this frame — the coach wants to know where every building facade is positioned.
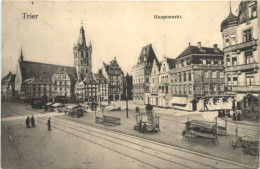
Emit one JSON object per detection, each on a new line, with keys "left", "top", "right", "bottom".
{"left": 132, "top": 44, "right": 159, "bottom": 105}
{"left": 102, "top": 57, "right": 124, "bottom": 101}
{"left": 15, "top": 49, "right": 77, "bottom": 103}
{"left": 170, "top": 42, "right": 226, "bottom": 111}
{"left": 221, "top": 1, "right": 259, "bottom": 116}
{"left": 1, "top": 72, "right": 16, "bottom": 101}
{"left": 145, "top": 57, "right": 175, "bottom": 108}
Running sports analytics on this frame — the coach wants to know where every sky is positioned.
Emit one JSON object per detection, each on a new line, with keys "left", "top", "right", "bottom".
{"left": 2, "top": 1, "right": 241, "bottom": 77}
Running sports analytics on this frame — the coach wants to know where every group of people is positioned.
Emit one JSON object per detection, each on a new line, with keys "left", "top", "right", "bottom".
{"left": 25, "top": 115, "right": 35, "bottom": 128}
{"left": 25, "top": 116, "right": 52, "bottom": 130}
{"left": 218, "top": 109, "right": 231, "bottom": 118}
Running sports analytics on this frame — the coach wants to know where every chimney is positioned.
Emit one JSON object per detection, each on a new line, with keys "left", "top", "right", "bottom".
{"left": 197, "top": 42, "right": 201, "bottom": 49}
{"left": 213, "top": 44, "right": 218, "bottom": 49}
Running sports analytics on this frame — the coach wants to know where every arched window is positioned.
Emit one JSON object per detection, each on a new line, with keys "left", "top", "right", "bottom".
{"left": 81, "top": 51, "right": 84, "bottom": 58}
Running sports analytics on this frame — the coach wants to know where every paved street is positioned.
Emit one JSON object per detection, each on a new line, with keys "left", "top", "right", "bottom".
{"left": 1, "top": 102, "right": 259, "bottom": 169}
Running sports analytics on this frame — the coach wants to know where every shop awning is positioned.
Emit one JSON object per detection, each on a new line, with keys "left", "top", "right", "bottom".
{"left": 45, "top": 102, "right": 53, "bottom": 106}
{"left": 51, "top": 103, "right": 63, "bottom": 107}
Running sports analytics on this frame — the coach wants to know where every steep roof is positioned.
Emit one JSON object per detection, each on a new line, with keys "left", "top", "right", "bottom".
{"left": 83, "top": 73, "right": 96, "bottom": 84}
{"left": 137, "top": 44, "right": 159, "bottom": 65}
{"left": 20, "top": 60, "right": 77, "bottom": 82}
{"left": 2, "top": 72, "right": 15, "bottom": 82}
{"left": 93, "top": 73, "right": 107, "bottom": 83}
{"left": 176, "top": 45, "right": 223, "bottom": 59}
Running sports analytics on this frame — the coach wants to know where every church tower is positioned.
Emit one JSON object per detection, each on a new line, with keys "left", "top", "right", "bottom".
{"left": 73, "top": 24, "right": 92, "bottom": 80}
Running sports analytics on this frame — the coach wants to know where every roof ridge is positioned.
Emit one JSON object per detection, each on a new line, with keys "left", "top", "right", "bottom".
{"left": 23, "top": 60, "right": 74, "bottom": 68}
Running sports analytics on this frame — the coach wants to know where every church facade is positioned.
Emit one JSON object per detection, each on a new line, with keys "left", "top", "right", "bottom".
{"left": 14, "top": 24, "right": 108, "bottom": 104}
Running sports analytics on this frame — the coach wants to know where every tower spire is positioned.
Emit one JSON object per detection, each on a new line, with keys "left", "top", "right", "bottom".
{"left": 229, "top": 0, "right": 232, "bottom": 14}
{"left": 78, "top": 23, "right": 86, "bottom": 46}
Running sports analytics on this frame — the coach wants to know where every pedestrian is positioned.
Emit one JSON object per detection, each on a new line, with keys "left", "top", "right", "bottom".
{"left": 142, "top": 122, "right": 147, "bottom": 133}
{"left": 31, "top": 115, "right": 35, "bottom": 127}
{"left": 26, "top": 116, "right": 30, "bottom": 128}
{"left": 47, "top": 118, "right": 51, "bottom": 130}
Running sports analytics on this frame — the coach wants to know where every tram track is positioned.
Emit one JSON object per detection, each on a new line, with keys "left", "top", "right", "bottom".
{"left": 37, "top": 117, "right": 215, "bottom": 169}
{"left": 5, "top": 103, "right": 257, "bottom": 169}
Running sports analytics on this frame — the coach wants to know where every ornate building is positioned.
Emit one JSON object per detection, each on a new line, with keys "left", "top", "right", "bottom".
{"left": 15, "top": 49, "right": 77, "bottom": 103}
{"left": 102, "top": 57, "right": 124, "bottom": 101}
{"left": 145, "top": 57, "right": 175, "bottom": 108}
{"left": 170, "top": 42, "right": 225, "bottom": 111}
{"left": 14, "top": 24, "right": 108, "bottom": 104}
{"left": 221, "top": 1, "right": 259, "bottom": 117}
{"left": 132, "top": 44, "right": 159, "bottom": 105}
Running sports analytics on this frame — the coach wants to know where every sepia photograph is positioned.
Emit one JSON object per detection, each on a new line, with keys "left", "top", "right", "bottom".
{"left": 1, "top": 0, "right": 259, "bottom": 168}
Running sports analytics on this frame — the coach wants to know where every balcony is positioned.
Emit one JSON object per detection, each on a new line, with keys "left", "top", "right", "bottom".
{"left": 223, "top": 39, "right": 258, "bottom": 53}
{"left": 225, "top": 63, "right": 259, "bottom": 72}
{"left": 228, "top": 85, "right": 260, "bottom": 93}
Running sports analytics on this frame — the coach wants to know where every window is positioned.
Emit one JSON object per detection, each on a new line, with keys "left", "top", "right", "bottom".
{"left": 232, "top": 55, "right": 237, "bottom": 66}
{"left": 214, "top": 59, "right": 218, "bottom": 65}
{"left": 226, "top": 55, "right": 231, "bottom": 66}
{"left": 243, "top": 29, "right": 252, "bottom": 42}
{"left": 225, "top": 35, "right": 229, "bottom": 46}
{"left": 179, "top": 85, "right": 182, "bottom": 94}
{"left": 246, "top": 73, "right": 255, "bottom": 86}
{"left": 212, "top": 72, "right": 216, "bottom": 78}
{"left": 204, "top": 71, "right": 208, "bottom": 78}
{"left": 227, "top": 74, "right": 231, "bottom": 85}
{"left": 146, "top": 78, "right": 149, "bottom": 83}
{"left": 183, "top": 72, "right": 186, "bottom": 82}
{"left": 245, "top": 51, "right": 254, "bottom": 64}
{"left": 206, "top": 59, "right": 211, "bottom": 65}
{"left": 230, "top": 34, "right": 236, "bottom": 45}
{"left": 179, "top": 73, "right": 182, "bottom": 82}
{"left": 233, "top": 74, "right": 238, "bottom": 85}
{"left": 189, "top": 84, "right": 192, "bottom": 94}
{"left": 219, "top": 72, "right": 225, "bottom": 79}
{"left": 183, "top": 85, "right": 186, "bottom": 94}
{"left": 188, "top": 72, "right": 191, "bottom": 81}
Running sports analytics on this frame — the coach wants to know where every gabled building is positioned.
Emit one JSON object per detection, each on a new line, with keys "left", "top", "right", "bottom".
{"left": 170, "top": 42, "right": 225, "bottom": 111}
{"left": 221, "top": 1, "right": 259, "bottom": 117}
{"left": 132, "top": 44, "right": 159, "bottom": 105}
{"left": 93, "top": 69, "right": 109, "bottom": 102}
{"left": 102, "top": 57, "right": 124, "bottom": 101}
{"left": 1, "top": 72, "right": 16, "bottom": 101}
{"left": 145, "top": 56, "right": 175, "bottom": 108}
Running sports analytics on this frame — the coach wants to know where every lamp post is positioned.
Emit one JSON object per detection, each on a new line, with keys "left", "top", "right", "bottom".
{"left": 126, "top": 79, "right": 129, "bottom": 118}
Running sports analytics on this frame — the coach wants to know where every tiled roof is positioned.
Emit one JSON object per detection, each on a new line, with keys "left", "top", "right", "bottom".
{"left": 83, "top": 73, "right": 96, "bottom": 84}
{"left": 138, "top": 44, "right": 159, "bottom": 65}
{"left": 29, "top": 79, "right": 54, "bottom": 85}
{"left": 176, "top": 46, "right": 223, "bottom": 59}
{"left": 93, "top": 73, "right": 107, "bottom": 83}
{"left": 20, "top": 60, "right": 77, "bottom": 82}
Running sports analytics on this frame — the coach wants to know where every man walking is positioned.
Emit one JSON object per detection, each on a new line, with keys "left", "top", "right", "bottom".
{"left": 26, "top": 116, "right": 30, "bottom": 128}
{"left": 47, "top": 118, "right": 51, "bottom": 130}
{"left": 31, "top": 115, "right": 35, "bottom": 127}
